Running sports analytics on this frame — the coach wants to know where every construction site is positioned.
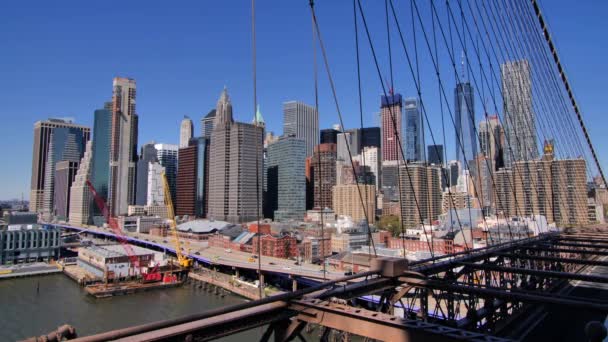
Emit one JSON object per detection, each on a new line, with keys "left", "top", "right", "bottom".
{"left": 63, "top": 171, "right": 194, "bottom": 297}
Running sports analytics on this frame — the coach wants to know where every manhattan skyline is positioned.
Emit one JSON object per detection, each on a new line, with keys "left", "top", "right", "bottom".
{"left": 1, "top": 1, "right": 608, "bottom": 199}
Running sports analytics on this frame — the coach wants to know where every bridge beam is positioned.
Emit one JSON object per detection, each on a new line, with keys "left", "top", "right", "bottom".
{"left": 496, "top": 252, "right": 608, "bottom": 267}
{"left": 457, "top": 262, "right": 608, "bottom": 283}
{"left": 288, "top": 298, "right": 510, "bottom": 342}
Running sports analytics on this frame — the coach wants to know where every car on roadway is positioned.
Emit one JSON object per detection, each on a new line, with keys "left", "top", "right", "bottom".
{"left": 283, "top": 266, "right": 291, "bottom": 270}
{"left": 269, "top": 262, "right": 276, "bottom": 265}
{"left": 225, "top": 249, "right": 231, "bottom": 253}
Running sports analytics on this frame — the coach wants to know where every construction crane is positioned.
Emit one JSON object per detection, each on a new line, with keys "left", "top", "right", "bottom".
{"left": 161, "top": 171, "right": 193, "bottom": 269}
{"left": 86, "top": 180, "right": 161, "bottom": 283}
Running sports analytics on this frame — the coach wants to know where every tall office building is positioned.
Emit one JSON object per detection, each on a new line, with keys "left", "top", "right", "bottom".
{"left": 404, "top": 97, "right": 424, "bottom": 162}
{"left": 42, "top": 127, "right": 88, "bottom": 220}
{"left": 399, "top": 163, "right": 442, "bottom": 227}
{"left": 108, "top": 77, "right": 138, "bottom": 216}
{"left": 180, "top": 116, "right": 194, "bottom": 148}
{"left": 356, "top": 146, "right": 380, "bottom": 190}
{"left": 176, "top": 144, "right": 197, "bottom": 217}
{"left": 479, "top": 115, "right": 505, "bottom": 169}
{"left": 53, "top": 161, "right": 79, "bottom": 220}
{"left": 360, "top": 127, "right": 381, "bottom": 150}
{"left": 501, "top": 60, "right": 538, "bottom": 166}
{"left": 313, "top": 143, "right": 337, "bottom": 209}
{"left": 455, "top": 82, "right": 477, "bottom": 168}
{"left": 380, "top": 93, "right": 403, "bottom": 162}
{"left": 91, "top": 105, "right": 112, "bottom": 222}
{"left": 154, "top": 143, "right": 178, "bottom": 205}
{"left": 428, "top": 145, "right": 444, "bottom": 166}
{"left": 30, "top": 119, "right": 90, "bottom": 213}
{"left": 200, "top": 109, "right": 216, "bottom": 138}
{"left": 336, "top": 131, "right": 355, "bottom": 161}
{"left": 135, "top": 143, "right": 158, "bottom": 206}
{"left": 175, "top": 137, "right": 209, "bottom": 218}
{"left": 208, "top": 88, "right": 264, "bottom": 223}
{"left": 305, "top": 156, "right": 314, "bottom": 210}
{"left": 320, "top": 128, "right": 340, "bottom": 145}
{"left": 264, "top": 135, "right": 306, "bottom": 221}
{"left": 332, "top": 184, "right": 376, "bottom": 224}
{"left": 69, "top": 141, "right": 93, "bottom": 225}
{"left": 283, "top": 101, "right": 319, "bottom": 157}
{"left": 147, "top": 163, "right": 165, "bottom": 206}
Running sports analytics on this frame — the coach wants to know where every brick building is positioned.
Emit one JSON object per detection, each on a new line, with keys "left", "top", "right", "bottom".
{"left": 252, "top": 235, "right": 298, "bottom": 259}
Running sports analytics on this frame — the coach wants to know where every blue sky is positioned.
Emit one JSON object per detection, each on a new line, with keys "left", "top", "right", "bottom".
{"left": 1, "top": 0, "right": 607, "bottom": 200}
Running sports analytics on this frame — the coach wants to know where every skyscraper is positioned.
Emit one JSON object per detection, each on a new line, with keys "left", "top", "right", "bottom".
{"left": 91, "top": 105, "right": 112, "bottom": 222}
{"left": 405, "top": 97, "right": 424, "bottom": 162}
{"left": 455, "top": 82, "right": 477, "bottom": 168}
{"left": 501, "top": 60, "right": 538, "bottom": 166}
{"left": 175, "top": 137, "right": 209, "bottom": 218}
{"left": 265, "top": 135, "right": 306, "bottom": 221}
{"left": 154, "top": 143, "right": 178, "bottom": 205}
{"left": 360, "top": 127, "right": 381, "bottom": 150}
{"left": 208, "top": 88, "right": 264, "bottom": 223}
{"left": 320, "top": 128, "right": 340, "bottom": 145}
{"left": 109, "top": 77, "right": 138, "bottom": 216}
{"left": 399, "top": 163, "right": 442, "bottom": 227}
{"left": 42, "top": 127, "right": 88, "bottom": 220}
{"left": 69, "top": 141, "right": 93, "bottom": 225}
{"left": 336, "top": 131, "right": 355, "bottom": 161}
{"left": 147, "top": 162, "right": 165, "bottom": 206}
{"left": 30, "top": 119, "right": 90, "bottom": 213}
{"left": 479, "top": 115, "right": 505, "bottom": 169}
{"left": 380, "top": 93, "right": 403, "bottom": 162}
{"left": 53, "top": 160, "right": 79, "bottom": 220}
{"left": 356, "top": 146, "right": 380, "bottom": 190}
{"left": 180, "top": 116, "right": 194, "bottom": 148}
{"left": 283, "top": 101, "right": 319, "bottom": 157}
{"left": 313, "top": 143, "right": 337, "bottom": 209}
{"left": 135, "top": 143, "right": 158, "bottom": 206}
{"left": 427, "top": 145, "right": 444, "bottom": 166}
{"left": 200, "top": 109, "right": 216, "bottom": 138}
{"left": 176, "top": 144, "right": 197, "bottom": 217}
{"left": 332, "top": 184, "right": 376, "bottom": 224}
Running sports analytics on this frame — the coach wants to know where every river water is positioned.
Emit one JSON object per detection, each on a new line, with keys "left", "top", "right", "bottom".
{"left": 0, "top": 274, "right": 266, "bottom": 341}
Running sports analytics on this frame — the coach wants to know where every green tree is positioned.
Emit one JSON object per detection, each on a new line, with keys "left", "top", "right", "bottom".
{"left": 377, "top": 215, "right": 402, "bottom": 237}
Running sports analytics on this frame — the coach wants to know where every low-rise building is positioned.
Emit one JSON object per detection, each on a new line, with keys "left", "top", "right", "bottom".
{"left": 176, "top": 220, "right": 239, "bottom": 241}
{"left": 118, "top": 216, "right": 164, "bottom": 234}
{"left": 331, "top": 232, "right": 369, "bottom": 253}
{"left": 77, "top": 244, "right": 162, "bottom": 279}
{"left": 0, "top": 226, "right": 61, "bottom": 264}
{"left": 252, "top": 234, "right": 298, "bottom": 259}
{"left": 302, "top": 235, "right": 332, "bottom": 263}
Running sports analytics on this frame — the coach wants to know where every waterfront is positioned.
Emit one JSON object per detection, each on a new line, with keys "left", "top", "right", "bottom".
{"left": 0, "top": 274, "right": 264, "bottom": 341}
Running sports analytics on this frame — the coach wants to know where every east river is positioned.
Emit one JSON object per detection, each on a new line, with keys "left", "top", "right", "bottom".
{"left": 0, "top": 274, "right": 265, "bottom": 341}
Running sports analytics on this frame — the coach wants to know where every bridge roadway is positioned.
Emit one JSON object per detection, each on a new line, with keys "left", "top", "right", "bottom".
{"left": 54, "top": 223, "right": 343, "bottom": 280}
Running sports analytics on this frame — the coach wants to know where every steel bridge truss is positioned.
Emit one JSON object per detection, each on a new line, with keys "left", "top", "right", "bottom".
{"left": 68, "top": 232, "right": 608, "bottom": 342}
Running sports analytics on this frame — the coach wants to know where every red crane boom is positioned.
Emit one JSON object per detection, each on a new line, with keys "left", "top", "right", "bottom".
{"left": 86, "top": 180, "right": 161, "bottom": 282}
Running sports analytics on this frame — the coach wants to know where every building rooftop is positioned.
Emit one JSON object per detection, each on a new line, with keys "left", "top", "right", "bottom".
{"left": 82, "top": 244, "right": 155, "bottom": 258}
{"left": 205, "top": 109, "right": 216, "bottom": 119}
{"left": 177, "top": 220, "right": 235, "bottom": 234}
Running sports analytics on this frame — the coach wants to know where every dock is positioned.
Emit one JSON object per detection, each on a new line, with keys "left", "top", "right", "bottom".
{"left": 0, "top": 262, "right": 62, "bottom": 280}
{"left": 85, "top": 280, "right": 184, "bottom": 298}
{"left": 189, "top": 270, "right": 281, "bottom": 300}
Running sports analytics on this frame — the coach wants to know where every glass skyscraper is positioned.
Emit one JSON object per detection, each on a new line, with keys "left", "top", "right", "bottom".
{"left": 404, "top": 97, "right": 424, "bottom": 162}
{"left": 194, "top": 137, "right": 210, "bottom": 217}
{"left": 455, "top": 82, "right": 477, "bottom": 169}
{"left": 265, "top": 135, "right": 306, "bottom": 221}
{"left": 91, "top": 107, "right": 112, "bottom": 221}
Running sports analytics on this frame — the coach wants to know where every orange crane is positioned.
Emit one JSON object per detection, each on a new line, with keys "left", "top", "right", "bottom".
{"left": 86, "top": 180, "right": 162, "bottom": 283}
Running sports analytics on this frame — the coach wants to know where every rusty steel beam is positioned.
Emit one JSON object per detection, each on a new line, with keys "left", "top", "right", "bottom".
{"left": 289, "top": 298, "right": 511, "bottom": 342}
{"left": 558, "top": 236, "right": 608, "bottom": 244}
{"left": 403, "top": 279, "right": 608, "bottom": 312}
{"left": 457, "top": 262, "right": 608, "bottom": 283}
{"left": 496, "top": 252, "right": 608, "bottom": 267}
{"left": 111, "top": 302, "right": 290, "bottom": 342}
{"left": 518, "top": 246, "right": 608, "bottom": 256}
{"left": 69, "top": 271, "right": 379, "bottom": 342}
{"left": 553, "top": 241, "right": 608, "bottom": 249}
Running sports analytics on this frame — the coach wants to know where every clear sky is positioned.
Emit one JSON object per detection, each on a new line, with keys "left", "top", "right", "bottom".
{"left": 1, "top": 0, "right": 607, "bottom": 200}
